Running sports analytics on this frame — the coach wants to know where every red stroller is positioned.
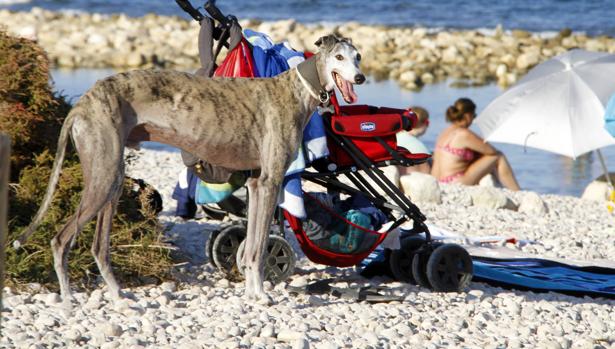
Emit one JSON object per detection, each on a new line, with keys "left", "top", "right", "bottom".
{"left": 177, "top": 0, "right": 473, "bottom": 292}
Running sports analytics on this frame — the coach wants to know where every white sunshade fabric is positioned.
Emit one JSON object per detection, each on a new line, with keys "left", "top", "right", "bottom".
{"left": 476, "top": 49, "right": 615, "bottom": 158}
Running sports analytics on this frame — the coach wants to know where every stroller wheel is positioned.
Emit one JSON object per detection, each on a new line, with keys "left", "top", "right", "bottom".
{"left": 389, "top": 235, "right": 425, "bottom": 284}
{"left": 236, "top": 235, "right": 296, "bottom": 284}
{"left": 411, "top": 250, "right": 432, "bottom": 289}
{"left": 206, "top": 229, "right": 221, "bottom": 268}
{"left": 426, "top": 244, "right": 473, "bottom": 292}
{"left": 212, "top": 225, "right": 246, "bottom": 277}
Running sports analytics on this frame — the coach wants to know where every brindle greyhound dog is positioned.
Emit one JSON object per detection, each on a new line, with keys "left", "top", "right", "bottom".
{"left": 14, "top": 34, "right": 365, "bottom": 305}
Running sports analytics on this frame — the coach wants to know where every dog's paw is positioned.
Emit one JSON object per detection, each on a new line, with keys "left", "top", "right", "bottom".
{"left": 245, "top": 289, "right": 273, "bottom": 306}
{"left": 255, "top": 292, "right": 274, "bottom": 306}
{"left": 60, "top": 297, "right": 75, "bottom": 314}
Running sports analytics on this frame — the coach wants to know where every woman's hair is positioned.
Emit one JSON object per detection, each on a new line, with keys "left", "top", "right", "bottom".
{"left": 446, "top": 98, "right": 476, "bottom": 123}
{"left": 411, "top": 106, "right": 429, "bottom": 124}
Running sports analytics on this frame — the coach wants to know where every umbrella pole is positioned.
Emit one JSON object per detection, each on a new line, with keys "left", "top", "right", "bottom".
{"left": 596, "top": 149, "right": 613, "bottom": 189}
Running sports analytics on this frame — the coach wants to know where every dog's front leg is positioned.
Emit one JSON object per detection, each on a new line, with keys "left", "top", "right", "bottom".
{"left": 243, "top": 177, "right": 261, "bottom": 300}
{"left": 242, "top": 173, "right": 283, "bottom": 305}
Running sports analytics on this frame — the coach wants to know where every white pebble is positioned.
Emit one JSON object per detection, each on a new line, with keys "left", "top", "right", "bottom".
{"left": 277, "top": 329, "right": 304, "bottom": 342}
{"left": 104, "top": 323, "right": 123, "bottom": 337}
{"left": 260, "top": 324, "right": 275, "bottom": 338}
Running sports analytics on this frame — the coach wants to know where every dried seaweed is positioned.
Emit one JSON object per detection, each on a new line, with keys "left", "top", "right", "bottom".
{"left": 1, "top": 30, "right": 175, "bottom": 289}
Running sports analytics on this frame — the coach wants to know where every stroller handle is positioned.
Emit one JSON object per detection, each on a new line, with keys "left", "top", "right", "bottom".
{"left": 204, "top": 0, "right": 236, "bottom": 27}
{"left": 175, "top": 0, "right": 204, "bottom": 22}
{"left": 175, "top": 0, "right": 231, "bottom": 47}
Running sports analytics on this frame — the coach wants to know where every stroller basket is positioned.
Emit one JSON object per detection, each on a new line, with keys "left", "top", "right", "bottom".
{"left": 284, "top": 192, "right": 390, "bottom": 267}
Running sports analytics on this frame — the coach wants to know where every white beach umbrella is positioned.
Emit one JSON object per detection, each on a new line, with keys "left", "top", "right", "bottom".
{"left": 475, "top": 49, "right": 615, "bottom": 159}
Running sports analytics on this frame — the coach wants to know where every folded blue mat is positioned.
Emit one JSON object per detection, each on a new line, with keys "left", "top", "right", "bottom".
{"left": 360, "top": 250, "right": 615, "bottom": 299}
{"left": 472, "top": 257, "right": 615, "bottom": 299}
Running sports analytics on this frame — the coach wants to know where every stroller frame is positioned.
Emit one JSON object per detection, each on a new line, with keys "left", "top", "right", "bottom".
{"left": 178, "top": 0, "right": 473, "bottom": 293}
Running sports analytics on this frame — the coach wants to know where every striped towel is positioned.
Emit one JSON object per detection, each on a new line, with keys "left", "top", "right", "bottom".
{"left": 245, "top": 29, "right": 328, "bottom": 218}
{"left": 279, "top": 112, "right": 328, "bottom": 218}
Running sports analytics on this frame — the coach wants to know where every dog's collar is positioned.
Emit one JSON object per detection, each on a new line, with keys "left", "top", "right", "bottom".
{"left": 296, "top": 56, "right": 330, "bottom": 104}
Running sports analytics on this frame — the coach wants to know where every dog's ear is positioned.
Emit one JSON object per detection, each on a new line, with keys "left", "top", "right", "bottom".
{"left": 339, "top": 37, "right": 353, "bottom": 45}
{"left": 314, "top": 35, "right": 339, "bottom": 51}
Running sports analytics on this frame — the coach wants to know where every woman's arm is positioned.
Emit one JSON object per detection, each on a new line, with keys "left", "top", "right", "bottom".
{"left": 460, "top": 129, "right": 498, "bottom": 155}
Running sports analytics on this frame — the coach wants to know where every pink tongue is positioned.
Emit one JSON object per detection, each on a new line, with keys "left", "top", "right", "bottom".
{"left": 341, "top": 79, "right": 358, "bottom": 104}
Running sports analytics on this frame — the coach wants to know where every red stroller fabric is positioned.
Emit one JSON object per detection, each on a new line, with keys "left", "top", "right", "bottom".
{"left": 327, "top": 96, "right": 430, "bottom": 167}
{"left": 213, "top": 38, "right": 257, "bottom": 78}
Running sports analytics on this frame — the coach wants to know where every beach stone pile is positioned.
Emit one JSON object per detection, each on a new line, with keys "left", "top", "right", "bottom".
{"left": 2, "top": 8, "right": 615, "bottom": 89}
{"left": 399, "top": 172, "right": 551, "bottom": 214}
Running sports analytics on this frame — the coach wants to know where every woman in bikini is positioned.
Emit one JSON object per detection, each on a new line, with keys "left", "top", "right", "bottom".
{"left": 431, "top": 98, "right": 520, "bottom": 190}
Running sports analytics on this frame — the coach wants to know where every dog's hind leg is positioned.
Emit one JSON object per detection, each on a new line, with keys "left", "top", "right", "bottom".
{"left": 91, "top": 186, "right": 123, "bottom": 301}
{"left": 53, "top": 133, "right": 125, "bottom": 306}
{"left": 51, "top": 189, "right": 109, "bottom": 307}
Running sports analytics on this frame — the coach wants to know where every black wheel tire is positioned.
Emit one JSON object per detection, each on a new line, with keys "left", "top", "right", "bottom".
{"left": 206, "top": 230, "right": 221, "bottom": 267}
{"left": 389, "top": 235, "right": 425, "bottom": 284}
{"left": 426, "top": 243, "right": 473, "bottom": 292}
{"left": 212, "top": 225, "right": 246, "bottom": 277}
{"left": 412, "top": 250, "right": 432, "bottom": 289}
{"left": 236, "top": 235, "right": 296, "bottom": 284}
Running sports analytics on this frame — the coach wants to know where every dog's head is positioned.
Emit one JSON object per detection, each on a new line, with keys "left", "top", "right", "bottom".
{"left": 315, "top": 35, "right": 365, "bottom": 104}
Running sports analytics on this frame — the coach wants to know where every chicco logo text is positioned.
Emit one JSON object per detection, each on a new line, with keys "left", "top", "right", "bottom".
{"left": 360, "top": 122, "right": 376, "bottom": 132}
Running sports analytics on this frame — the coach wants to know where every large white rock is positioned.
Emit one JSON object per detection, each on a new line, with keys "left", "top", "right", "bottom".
{"left": 518, "top": 191, "right": 548, "bottom": 215}
{"left": 399, "top": 172, "right": 442, "bottom": 204}
{"left": 495, "top": 63, "right": 508, "bottom": 78}
{"left": 337, "top": 166, "right": 400, "bottom": 198}
{"left": 478, "top": 173, "right": 496, "bottom": 187}
{"left": 399, "top": 70, "right": 418, "bottom": 84}
{"left": 581, "top": 180, "right": 610, "bottom": 202}
{"left": 420, "top": 72, "right": 435, "bottom": 84}
{"left": 16, "top": 25, "right": 37, "bottom": 40}
{"left": 382, "top": 166, "right": 401, "bottom": 188}
{"left": 86, "top": 33, "right": 108, "bottom": 47}
{"left": 125, "top": 52, "right": 145, "bottom": 67}
{"left": 516, "top": 51, "right": 540, "bottom": 70}
{"left": 441, "top": 46, "right": 459, "bottom": 63}
{"left": 470, "top": 187, "right": 517, "bottom": 210}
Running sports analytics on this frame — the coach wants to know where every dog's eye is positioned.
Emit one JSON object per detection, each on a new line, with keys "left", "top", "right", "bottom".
{"left": 356, "top": 54, "right": 361, "bottom": 62}
{"left": 335, "top": 54, "right": 344, "bottom": 61}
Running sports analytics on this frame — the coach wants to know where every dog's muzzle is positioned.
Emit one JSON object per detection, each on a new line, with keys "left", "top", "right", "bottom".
{"left": 354, "top": 74, "right": 366, "bottom": 85}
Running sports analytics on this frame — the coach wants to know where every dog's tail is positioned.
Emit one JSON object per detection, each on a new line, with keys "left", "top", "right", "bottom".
{"left": 12, "top": 112, "right": 76, "bottom": 249}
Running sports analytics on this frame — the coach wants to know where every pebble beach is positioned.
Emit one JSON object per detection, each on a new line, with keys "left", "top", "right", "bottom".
{"left": 2, "top": 148, "right": 614, "bottom": 349}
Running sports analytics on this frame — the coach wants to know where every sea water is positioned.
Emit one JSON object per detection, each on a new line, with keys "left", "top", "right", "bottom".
{"left": 2, "top": 0, "right": 615, "bottom": 36}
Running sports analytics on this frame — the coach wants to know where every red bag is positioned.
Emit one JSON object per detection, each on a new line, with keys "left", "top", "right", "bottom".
{"left": 213, "top": 38, "right": 257, "bottom": 78}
